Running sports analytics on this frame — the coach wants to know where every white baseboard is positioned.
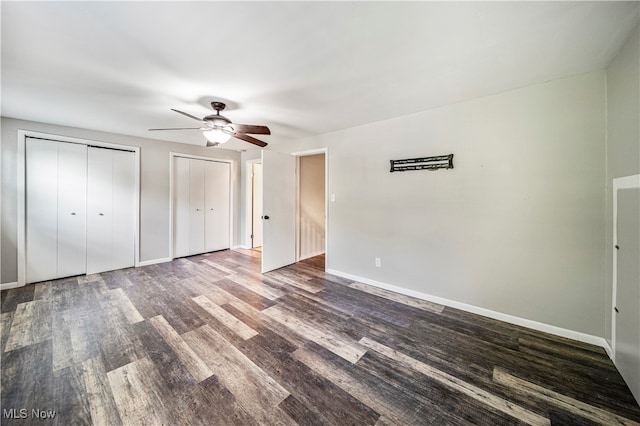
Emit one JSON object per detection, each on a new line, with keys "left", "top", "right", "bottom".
{"left": 0, "top": 281, "right": 21, "bottom": 291}
{"left": 601, "top": 340, "right": 613, "bottom": 358}
{"left": 327, "top": 268, "right": 611, "bottom": 355}
{"left": 137, "top": 257, "right": 172, "bottom": 267}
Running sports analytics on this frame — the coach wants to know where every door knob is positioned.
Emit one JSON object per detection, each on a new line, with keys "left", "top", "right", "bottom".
{"left": 99, "top": 213, "right": 104, "bottom": 216}
{"left": 262, "top": 215, "right": 270, "bottom": 220}
{"left": 70, "top": 212, "right": 76, "bottom": 216}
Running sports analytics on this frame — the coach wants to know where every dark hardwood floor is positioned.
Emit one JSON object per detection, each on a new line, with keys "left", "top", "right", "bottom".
{"left": 2, "top": 249, "right": 639, "bottom": 425}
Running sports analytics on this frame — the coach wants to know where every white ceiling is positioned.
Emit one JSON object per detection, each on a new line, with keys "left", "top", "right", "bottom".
{"left": 2, "top": 2, "right": 638, "bottom": 151}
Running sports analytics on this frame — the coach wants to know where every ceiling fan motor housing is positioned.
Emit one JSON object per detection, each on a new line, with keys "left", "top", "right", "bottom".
{"left": 204, "top": 115, "right": 232, "bottom": 127}
{"left": 205, "top": 102, "right": 232, "bottom": 128}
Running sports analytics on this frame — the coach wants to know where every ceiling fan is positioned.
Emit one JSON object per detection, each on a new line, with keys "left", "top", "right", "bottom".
{"left": 149, "top": 102, "right": 270, "bottom": 147}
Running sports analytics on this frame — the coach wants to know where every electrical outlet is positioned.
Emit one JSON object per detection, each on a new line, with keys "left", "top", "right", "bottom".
{"left": 375, "top": 257, "right": 381, "bottom": 267}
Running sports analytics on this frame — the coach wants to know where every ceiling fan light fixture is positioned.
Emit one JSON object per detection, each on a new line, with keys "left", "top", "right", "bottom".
{"left": 203, "top": 129, "right": 231, "bottom": 144}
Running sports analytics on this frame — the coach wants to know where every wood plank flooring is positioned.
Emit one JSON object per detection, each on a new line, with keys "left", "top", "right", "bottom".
{"left": 2, "top": 250, "right": 639, "bottom": 425}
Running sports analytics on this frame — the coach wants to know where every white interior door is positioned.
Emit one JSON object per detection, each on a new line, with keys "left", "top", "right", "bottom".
{"left": 205, "top": 161, "right": 230, "bottom": 252}
{"left": 111, "top": 150, "right": 136, "bottom": 270}
{"left": 26, "top": 138, "right": 59, "bottom": 283}
{"left": 615, "top": 188, "right": 640, "bottom": 404}
{"left": 261, "top": 150, "right": 296, "bottom": 273}
{"left": 189, "top": 159, "right": 206, "bottom": 254}
{"left": 174, "top": 157, "right": 191, "bottom": 258}
{"left": 87, "top": 147, "right": 114, "bottom": 275}
{"left": 252, "top": 163, "right": 263, "bottom": 248}
{"left": 57, "top": 142, "right": 87, "bottom": 278}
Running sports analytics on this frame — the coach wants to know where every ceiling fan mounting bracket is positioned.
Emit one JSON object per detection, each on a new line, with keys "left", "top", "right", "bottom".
{"left": 211, "top": 101, "right": 227, "bottom": 112}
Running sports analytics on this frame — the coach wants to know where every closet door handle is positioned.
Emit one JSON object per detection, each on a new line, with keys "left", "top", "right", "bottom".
{"left": 70, "top": 212, "right": 76, "bottom": 216}
{"left": 99, "top": 213, "right": 104, "bottom": 216}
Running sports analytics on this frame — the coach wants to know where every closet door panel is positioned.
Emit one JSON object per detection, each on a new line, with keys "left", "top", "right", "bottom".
{"left": 111, "top": 150, "right": 136, "bottom": 270}
{"left": 87, "top": 148, "right": 113, "bottom": 275}
{"left": 57, "top": 142, "right": 88, "bottom": 278}
{"left": 174, "top": 157, "right": 191, "bottom": 258}
{"left": 205, "top": 161, "right": 230, "bottom": 252}
{"left": 26, "top": 139, "right": 59, "bottom": 283}
{"left": 189, "top": 159, "right": 205, "bottom": 255}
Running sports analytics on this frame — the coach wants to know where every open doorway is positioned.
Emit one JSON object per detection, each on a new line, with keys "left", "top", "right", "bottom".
{"left": 297, "top": 153, "right": 326, "bottom": 260}
{"left": 248, "top": 161, "right": 263, "bottom": 249}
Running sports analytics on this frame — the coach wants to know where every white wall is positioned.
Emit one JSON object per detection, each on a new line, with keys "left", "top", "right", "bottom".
{"left": 1, "top": 117, "right": 241, "bottom": 283}
{"left": 279, "top": 72, "right": 607, "bottom": 337}
{"left": 604, "top": 24, "right": 640, "bottom": 343}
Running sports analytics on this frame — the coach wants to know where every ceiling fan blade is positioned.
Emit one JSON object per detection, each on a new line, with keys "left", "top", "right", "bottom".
{"left": 171, "top": 108, "right": 204, "bottom": 122}
{"left": 232, "top": 133, "right": 268, "bottom": 147}
{"left": 231, "top": 124, "right": 271, "bottom": 135}
{"left": 149, "top": 127, "right": 203, "bottom": 131}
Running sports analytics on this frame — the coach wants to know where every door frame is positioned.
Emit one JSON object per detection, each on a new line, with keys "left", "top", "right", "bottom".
{"left": 292, "top": 148, "right": 328, "bottom": 268}
{"left": 15, "top": 129, "right": 141, "bottom": 288}
{"left": 168, "top": 152, "right": 234, "bottom": 260}
{"left": 611, "top": 173, "right": 640, "bottom": 361}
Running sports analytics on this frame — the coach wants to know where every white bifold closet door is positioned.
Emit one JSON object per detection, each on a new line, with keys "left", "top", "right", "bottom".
{"left": 57, "top": 142, "right": 88, "bottom": 277}
{"left": 86, "top": 147, "right": 136, "bottom": 275}
{"left": 26, "top": 138, "right": 87, "bottom": 283}
{"left": 205, "top": 160, "right": 230, "bottom": 252}
{"left": 26, "top": 140, "right": 135, "bottom": 283}
{"left": 189, "top": 158, "right": 206, "bottom": 255}
{"left": 174, "top": 157, "right": 230, "bottom": 258}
